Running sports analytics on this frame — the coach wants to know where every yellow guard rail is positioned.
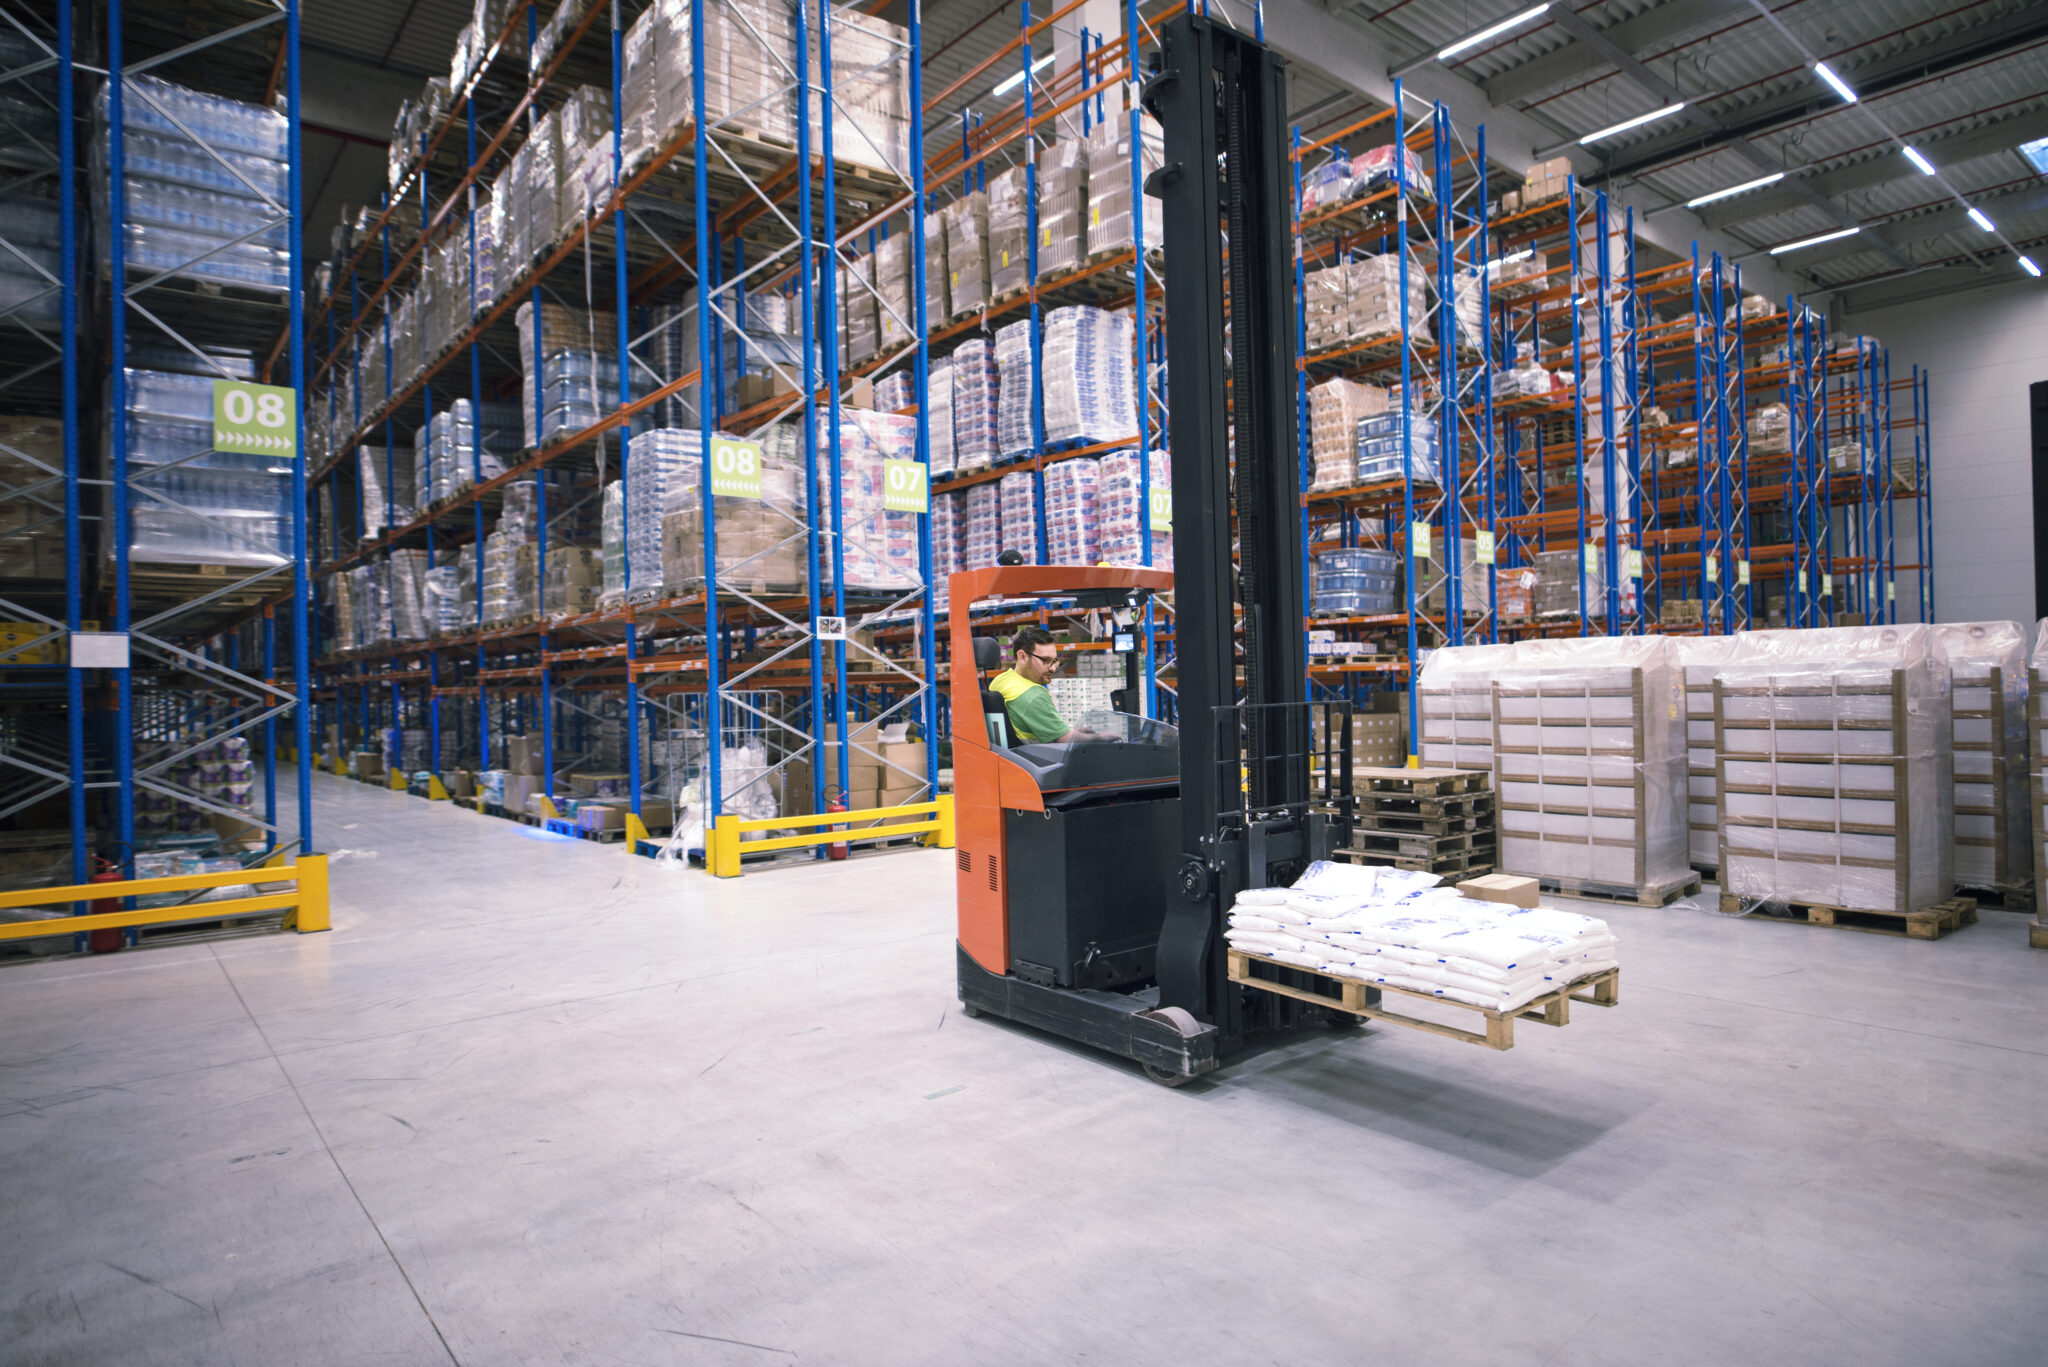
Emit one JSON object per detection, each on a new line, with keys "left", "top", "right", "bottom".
{"left": 706, "top": 796, "right": 954, "bottom": 877}
{"left": 0, "top": 853, "right": 331, "bottom": 942}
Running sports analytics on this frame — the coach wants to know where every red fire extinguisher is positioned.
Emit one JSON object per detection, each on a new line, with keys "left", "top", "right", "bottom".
{"left": 88, "top": 856, "right": 125, "bottom": 954}
{"left": 827, "top": 785, "right": 849, "bottom": 861}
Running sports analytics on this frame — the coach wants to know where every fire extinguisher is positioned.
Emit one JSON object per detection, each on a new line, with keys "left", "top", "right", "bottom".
{"left": 826, "top": 785, "right": 849, "bottom": 861}
{"left": 88, "top": 854, "right": 126, "bottom": 954}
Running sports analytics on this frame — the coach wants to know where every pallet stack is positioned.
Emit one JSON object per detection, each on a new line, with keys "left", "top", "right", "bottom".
{"left": 1934, "top": 622, "right": 2032, "bottom": 911}
{"left": 1714, "top": 625, "right": 1963, "bottom": 936}
{"left": 1335, "top": 767, "right": 1497, "bottom": 879}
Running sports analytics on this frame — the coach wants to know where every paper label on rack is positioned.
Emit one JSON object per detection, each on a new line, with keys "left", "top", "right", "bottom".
{"left": 1474, "top": 530, "right": 1495, "bottom": 565}
{"left": 1738, "top": 559, "right": 1751, "bottom": 586}
{"left": 1705, "top": 553, "right": 1719, "bottom": 584}
{"left": 1149, "top": 486, "right": 1173, "bottom": 532}
{"left": 1626, "top": 549, "right": 1643, "bottom": 580}
{"left": 213, "top": 380, "right": 297, "bottom": 458}
{"left": 1413, "top": 523, "right": 1432, "bottom": 559}
{"left": 883, "top": 459, "right": 929, "bottom": 513}
{"left": 709, "top": 437, "right": 763, "bottom": 500}
{"left": 1582, "top": 542, "right": 1598, "bottom": 574}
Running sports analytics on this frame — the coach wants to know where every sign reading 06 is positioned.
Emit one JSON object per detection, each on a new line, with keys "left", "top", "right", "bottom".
{"left": 709, "top": 437, "right": 764, "bottom": 499}
{"left": 212, "top": 380, "right": 297, "bottom": 457}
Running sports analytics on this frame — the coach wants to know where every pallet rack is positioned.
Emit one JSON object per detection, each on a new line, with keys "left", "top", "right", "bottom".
{"left": 1, "top": 0, "right": 317, "bottom": 893}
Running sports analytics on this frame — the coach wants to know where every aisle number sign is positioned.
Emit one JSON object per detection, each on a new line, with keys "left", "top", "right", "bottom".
{"left": 883, "top": 459, "right": 928, "bottom": 513}
{"left": 1412, "top": 522, "right": 1431, "bottom": 558}
{"left": 710, "top": 437, "right": 763, "bottom": 499}
{"left": 1149, "top": 486, "right": 1173, "bottom": 532}
{"left": 1474, "top": 530, "right": 1494, "bottom": 565}
{"left": 213, "top": 380, "right": 296, "bottom": 457}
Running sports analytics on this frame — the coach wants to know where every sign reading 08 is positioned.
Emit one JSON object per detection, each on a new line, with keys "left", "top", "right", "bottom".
{"left": 709, "top": 436, "right": 764, "bottom": 499}
{"left": 212, "top": 380, "right": 297, "bottom": 457}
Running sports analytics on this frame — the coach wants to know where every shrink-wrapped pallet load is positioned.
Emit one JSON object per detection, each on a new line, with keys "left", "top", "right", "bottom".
{"left": 1714, "top": 626, "right": 1952, "bottom": 915}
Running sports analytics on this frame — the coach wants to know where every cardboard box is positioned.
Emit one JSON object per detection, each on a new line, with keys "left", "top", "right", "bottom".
{"left": 1459, "top": 873, "right": 1540, "bottom": 908}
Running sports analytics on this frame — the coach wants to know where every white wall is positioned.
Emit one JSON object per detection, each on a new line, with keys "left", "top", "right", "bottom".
{"left": 1842, "top": 281, "right": 2048, "bottom": 629}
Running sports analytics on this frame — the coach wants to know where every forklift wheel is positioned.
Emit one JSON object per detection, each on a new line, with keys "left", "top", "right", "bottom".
{"left": 1142, "top": 1062, "right": 1196, "bottom": 1088}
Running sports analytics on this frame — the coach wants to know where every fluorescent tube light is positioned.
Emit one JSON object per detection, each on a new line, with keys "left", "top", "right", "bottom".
{"left": 1579, "top": 102, "right": 1686, "bottom": 145}
{"left": 1814, "top": 61, "right": 1857, "bottom": 103}
{"left": 993, "top": 54, "right": 1052, "bottom": 98}
{"left": 1437, "top": 3, "right": 1551, "bottom": 61}
{"left": 1902, "top": 145, "right": 1936, "bottom": 176}
{"left": 1769, "top": 226, "right": 1860, "bottom": 254}
{"left": 1685, "top": 171, "right": 1785, "bottom": 208}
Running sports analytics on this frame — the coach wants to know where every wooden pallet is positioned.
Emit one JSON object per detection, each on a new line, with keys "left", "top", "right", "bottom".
{"left": 1354, "top": 765, "right": 1488, "bottom": 797}
{"left": 1543, "top": 872, "right": 1702, "bottom": 908}
{"left": 1227, "top": 949, "right": 1618, "bottom": 1051}
{"left": 1333, "top": 845, "right": 1494, "bottom": 877}
{"left": 1727, "top": 894, "right": 1979, "bottom": 941}
{"left": 1958, "top": 882, "right": 2035, "bottom": 913}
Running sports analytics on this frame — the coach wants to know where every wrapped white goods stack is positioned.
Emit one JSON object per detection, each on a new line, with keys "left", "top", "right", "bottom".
{"left": 1097, "top": 448, "right": 1170, "bottom": 568}
{"left": 1416, "top": 642, "right": 1515, "bottom": 770}
{"left": 944, "top": 191, "right": 991, "bottom": 320}
{"left": 987, "top": 165, "right": 1030, "bottom": 299}
{"left": 962, "top": 481, "right": 1002, "bottom": 570}
{"left": 1932, "top": 622, "right": 2030, "bottom": 899}
{"left": 359, "top": 445, "right": 417, "bottom": 536}
{"left": 1041, "top": 307, "right": 1138, "bottom": 447}
{"left": 518, "top": 299, "right": 619, "bottom": 449}
{"left": 1084, "top": 114, "right": 1163, "bottom": 258}
{"left": 994, "top": 319, "right": 1036, "bottom": 461}
{"left": 1713, "top": 625, "right": 1952, "bottom": 915}
{"left": 1226, "top": 861, "right": 1618, "bottom": 1014}
{"left": 1307, "top": 378, "right": 1388, "bottom": 490}
{"left": 1042, "top": 458, "right": 1100, "bottom": 566}
{"left": 998, "top": 469, "right": 1038, "bottom": 561}
{"left": 1493, "top": 635, "right": 1689, "bottom": 896}
{"left": 1673, "top": 636, "right": 1742, "bottom": 873}
{"left": 927, "top": 357, "right": 957, "bottom": 478}
{"left": 1036, "top": 139, "right": 1086, "bottom": 281}
{"left": 834, "top": 409, "right": 923, "bottom": 590}
{"left": 951, "top": 339, "right": 1000, "bottom": 470}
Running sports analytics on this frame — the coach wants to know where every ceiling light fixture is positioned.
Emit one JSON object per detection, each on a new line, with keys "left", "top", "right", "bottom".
{"left": 1685, "top": 171, "right": 1786, "bottom": 208}
{"left": 1437, "top": 3, "right": 1551, "bottom": 61}
{"left": 1968, "top": 206, "right": 1995, "bottom": 232}
{"left": 1902, "top": 146, "right": 1936, "bottom": 176}
{"left": 993, "top": 54, "right": 1052, "bottom": 98}
{"left": 1579, "top": 102, "right": 1687, "bottom": 145}
{"left": 1769, "top": 226, "right": 1861, "bottom": 255}
{"left": 1813, "top": 61, "right": 1857, "bottom": 104}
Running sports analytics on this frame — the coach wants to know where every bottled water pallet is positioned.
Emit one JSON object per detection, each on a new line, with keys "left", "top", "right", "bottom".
{"left": 1542, "top": 873, "right": 1701, "bottom": 909}
{"left": 1227, "top": 948, "right": 1619, "bottom": 1051}
{"left": 1724, "top": 894, "right": 1978, "bottom": 941}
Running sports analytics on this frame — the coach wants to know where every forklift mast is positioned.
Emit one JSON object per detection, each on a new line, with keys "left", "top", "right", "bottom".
{"left": 1144, "top": 14, "right": 1321, "bottom": 1041}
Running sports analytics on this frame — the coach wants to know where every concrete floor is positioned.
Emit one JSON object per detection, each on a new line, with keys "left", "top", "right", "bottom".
{"left": 2, "top": 774, "right": 2045, "bottom": 1365}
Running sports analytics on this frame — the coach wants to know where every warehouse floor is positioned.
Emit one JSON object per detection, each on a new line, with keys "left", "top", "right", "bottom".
{"left": 3, "top": 775, "right": 2044, "bottom": 1366}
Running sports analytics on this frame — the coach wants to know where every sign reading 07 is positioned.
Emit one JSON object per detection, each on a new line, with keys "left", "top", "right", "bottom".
{"left": 709, "top": 437, "right": 764, "bottom": 499}
{"left": 212, "top": 380, "right": 297, "bottom": 457}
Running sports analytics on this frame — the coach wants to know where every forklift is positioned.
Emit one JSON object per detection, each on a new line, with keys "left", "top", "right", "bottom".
{"left": 949, "top": 13, "right": 1356, "bottom": 1085}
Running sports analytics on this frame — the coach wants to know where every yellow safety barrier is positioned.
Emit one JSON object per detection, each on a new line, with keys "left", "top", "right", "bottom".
{"left": 0, "top": 854, "right": 331, "bottom": 942}
{"left": 706, "top": 795, "right": 955, "bottom": 878}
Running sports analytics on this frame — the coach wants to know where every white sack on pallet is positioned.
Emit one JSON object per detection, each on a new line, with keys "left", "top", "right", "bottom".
{"left": 1714, "top": 625, "right": 1952, "bottom": 913}
{"left": 1933, "top": 621, "right": 2029, "bottom": 895}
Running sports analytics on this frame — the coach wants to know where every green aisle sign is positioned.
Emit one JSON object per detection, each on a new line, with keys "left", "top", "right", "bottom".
{"left": 212, "top": 380, "right": 297, "bottom": 457}
{"left": 710, "top": 437, "right": 763, "bottom": 499}
{"left": 1149, "top": 485, "right": 1173, "bottom": 532}
{"left": 883, "top": 459, "right": 928, "bottom": 513}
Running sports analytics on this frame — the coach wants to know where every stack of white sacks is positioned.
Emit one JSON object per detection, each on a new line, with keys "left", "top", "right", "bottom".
{"left": 1226, "top": 861, "right": 1618, "bottom": 1013}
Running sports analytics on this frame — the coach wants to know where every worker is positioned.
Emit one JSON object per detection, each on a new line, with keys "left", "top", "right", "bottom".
{"left": 988, "top": 625, "right": 1077, "bottom": 744}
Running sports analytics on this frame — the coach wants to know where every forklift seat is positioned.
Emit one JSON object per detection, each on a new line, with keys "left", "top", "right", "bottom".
{"left": 972, "top": 636, "right": 1011, "bottom": 747}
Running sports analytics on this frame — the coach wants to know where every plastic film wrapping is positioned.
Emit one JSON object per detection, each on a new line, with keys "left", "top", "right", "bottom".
{"left": 1714, "top": 625, "right": 1953, "bottom": 913}
{"left": 1934, "top": 621, "right": 2029, "bottom": 894}
{"left": 1491, "top": 635, "right": 1690, "bottom": 893}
